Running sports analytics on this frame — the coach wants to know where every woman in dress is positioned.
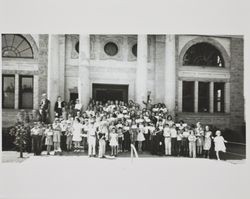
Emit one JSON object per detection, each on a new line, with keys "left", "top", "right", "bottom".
{"left": 214, "top": 130, "right": 228, "bottom": 160}
{"left": 72, "top": 118, "right": 83, "bottom": 152}
{"left": 203, "top": 125, "right": 212, "bottom": 158}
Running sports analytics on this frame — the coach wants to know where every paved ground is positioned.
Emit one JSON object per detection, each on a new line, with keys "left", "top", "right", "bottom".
{"left": 0, "top": 151, "right": 249, "bottom": 199}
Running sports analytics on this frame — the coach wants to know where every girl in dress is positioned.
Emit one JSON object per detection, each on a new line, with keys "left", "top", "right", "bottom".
{"left": 130, "top": 120, "right": 138, "bottom": 146}
{"left": 72, "top": 118, "right": 83, "bottom": 152}
{"left": 214, "top": 130, "right": 228, "bottom": 160}
{"left": 44, "top": 124, "right": 53, "bottom": 155}
{"left": 65, "top": 120, "right": 73, "bottom": 151}
{"left": 117, "top": 126, "right": 124, "bottom": 152}
{"left": 137, "top": 124, "right": 145, "bottom": 152}
{"left": 203, "top": 125, "right": 212, "bottom": 158}
{"left": 123, "top": 121, "right": 131, "bottom": 152}
{"left": 109, "top": 127, "right": 118, "bottom": 156}
{"left": 53, "top": 119, "right": 62, "bottom": 153}
{"left": 195, "top": 122, "right": 204, "bottom": 157}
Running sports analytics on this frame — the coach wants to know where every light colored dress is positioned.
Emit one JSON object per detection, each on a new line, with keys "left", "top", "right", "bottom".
{"left": 203, "top": 131, "right": 212, "bottom": 150}
{"left": 45, "top": 129, "right": 53, "bottom": 146}
{"left": 109, "top": 132, "right": 118, "bottom": 146}
{"left": 72, "top": 122, "right": 83, "bottom": 142}
{"left": 214, "top": 136, "right": 226, "bottom": 152}
{"left": 137, "top": 127, "right": 145, "bottom": 142}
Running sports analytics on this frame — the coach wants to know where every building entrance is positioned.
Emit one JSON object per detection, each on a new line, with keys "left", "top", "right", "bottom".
{"left": 92, "top": 84, "right": 128, "bottom": 103}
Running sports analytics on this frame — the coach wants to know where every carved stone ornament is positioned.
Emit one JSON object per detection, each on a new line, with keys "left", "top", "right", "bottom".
{"left": 99, "top": 35, "right": 123, "bottom": 60}
{"left": 70, "top": 34, "right": 79, "bottom": 59}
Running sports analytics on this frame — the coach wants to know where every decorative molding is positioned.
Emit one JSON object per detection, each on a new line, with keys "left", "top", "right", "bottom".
{"left": 127, "top": 35, "right": 152, "bottom": 62}
{"left": 69, "top": 87, "right": 78, "bottom": 93}
{"left": 178, "top": 36, "right": 231, "bottom": 69}
{"left": 99, "top": 35, "right": 124, "bottom": 61}
{"left": 127, "top": 36, "right": 137, "bottom": 61}
{"left": 178, "top": 69, "right": 230, "bottom": 81}
{"left": 70, "top": 34, "right": 79, "bottom": 59}
{"left": 90, "top": 35, "right": 96, "bottom": 59}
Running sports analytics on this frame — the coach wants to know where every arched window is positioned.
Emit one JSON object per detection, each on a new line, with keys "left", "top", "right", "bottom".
{"left": 183, "top": 42, "right": 224, "bottom": 67}
{"left": 2, "top": 34, "right": 34, "bottom": 58}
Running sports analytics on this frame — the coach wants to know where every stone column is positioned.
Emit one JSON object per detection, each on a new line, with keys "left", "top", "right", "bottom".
{"left": 33, "top": 75, "right": 39, "bottom": 109}
{"left": 178, "top": 80, "right": 183, "bottom": 112}
{"left": 14, "top": 74, "right": 19, "bottom": 109}
{"left": 164, "top": 35, "right": 176, "bottom": 115}
{"left": 47, "top": 34, "right": 66, "bottom": 121}
{"left": 194, "top": 81, "right": 198, "bottom": 113}
{"left": 135, "top": 34, "right": 148, "bottom": 106}
{"left": 78, "top": 34, "right": 90, "bottom": 110}
{"left": 209, "top": 82, "right": 214, "bottom": 113}
{"left": 225, "top": 82, "right": 230, "bottom": 113}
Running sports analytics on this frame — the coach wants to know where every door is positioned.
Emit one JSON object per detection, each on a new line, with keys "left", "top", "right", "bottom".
{"left": 92, "top": 84, "right": 128, "bottom": 104}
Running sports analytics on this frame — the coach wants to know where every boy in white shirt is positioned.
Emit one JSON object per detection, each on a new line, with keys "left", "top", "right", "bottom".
{"left": 163, "top": 124, "right": 171, "bottom": 156}
{"left": 170, "top": 124, "right": 177, "bottom": 156}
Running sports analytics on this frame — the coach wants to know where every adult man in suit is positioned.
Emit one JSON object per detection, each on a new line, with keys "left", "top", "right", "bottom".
{"left": 54, "top": 96, "right": 65, "bottom": 118}
{"left": 39, "top": 93, "right": 50, "bottom": 124}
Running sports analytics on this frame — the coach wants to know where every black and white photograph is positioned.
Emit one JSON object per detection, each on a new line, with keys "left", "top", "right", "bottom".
{"left": 0, "top": 1, "right": 249, "bottom": 199}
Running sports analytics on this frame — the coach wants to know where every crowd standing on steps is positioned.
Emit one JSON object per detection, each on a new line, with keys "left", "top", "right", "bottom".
{"left": 29, "top": 94, "right": 227, "bottom": 160}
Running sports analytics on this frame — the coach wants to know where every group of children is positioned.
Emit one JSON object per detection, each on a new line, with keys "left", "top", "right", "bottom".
{"left": 30, "top": 99, "right": 228, "bottom": 160}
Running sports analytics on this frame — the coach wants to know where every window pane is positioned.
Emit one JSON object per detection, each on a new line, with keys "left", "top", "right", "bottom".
{"left": 20, "top": 76, "right": 33, "bottom": 109}
{"left": 182, "top": 81, "right": 194, "bottom": 112}
{"left": 214, "top": 82, "right": 225, "bottom": 112}
{"left": 2, "top": 75, "right": 15, "bottom": 108}
{"left": 2, "top": 34, "right": 33, "bottom": 58}
{"left": 183, "top": 42, "right": 224, "bottom": 67}
{"left": 198, "top": 82, "right": 210, "bottom": 112}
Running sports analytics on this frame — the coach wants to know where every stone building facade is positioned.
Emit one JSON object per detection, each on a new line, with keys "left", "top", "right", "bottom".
{"left": 1, "top": 34, "right": 245, "bottom": 133}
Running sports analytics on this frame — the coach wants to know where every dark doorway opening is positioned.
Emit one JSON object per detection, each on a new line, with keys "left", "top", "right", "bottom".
{"left": 92, "top": 84, "right": 128, "bottom": 104}
{"left": 70, "top": 93, "right": 78, "bottom": 105}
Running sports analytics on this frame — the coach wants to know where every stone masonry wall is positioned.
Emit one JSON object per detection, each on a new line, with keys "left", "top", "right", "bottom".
{"left": 230, "top": 37, "right": 245, "bottom": 132}
{"left": 38, "top": 35, "right": 48, "bottom": 103}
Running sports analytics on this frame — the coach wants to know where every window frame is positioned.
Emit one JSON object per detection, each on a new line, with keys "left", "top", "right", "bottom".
{"left": 198, "top": 81, "right": 210, "bottom": 113}
{"left": 2, "top": 74, "right": 15, "bottom": 109}
{"left": 214, "top": 82, "right": 225, "bottom": 113}
{"left": 182, "top": 81, "right": 195, "bottom": 112}
{"left": 19, "top": 75, "right": 34, "bottom": 109}
{"left": 182, "top": 42, "right": 225, "bottom": 68}
{"left": 2, "top": 34, "right": 34, "bottom": 59}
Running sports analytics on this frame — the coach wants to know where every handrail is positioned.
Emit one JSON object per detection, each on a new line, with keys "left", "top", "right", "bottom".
{"left": 227, "top": 141, "right": 246, "bottom": 146}
{"left": 130, "top": 144, "right": 138, "bottom": 162}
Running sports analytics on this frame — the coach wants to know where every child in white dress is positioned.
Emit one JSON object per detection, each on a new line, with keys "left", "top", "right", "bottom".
{"left": 65, "top": 120, "right": 73, "bottom": 151}
{"left": 137, "top": 124, "right": 145, "bottom": 152}
{"left": 203, "top": 125, "right": 212, "bottom": 158}
{"left": 214, "top": 130, "right": 227, "bottom": 160}
{"left": 110, "top": 128, "right": 118, "bottom": 156}
{"left": 72, "top": 118, "right": 83, "bottom": 152}
{"left": 44, "top": 124, "right": 53, "bottom": 155}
